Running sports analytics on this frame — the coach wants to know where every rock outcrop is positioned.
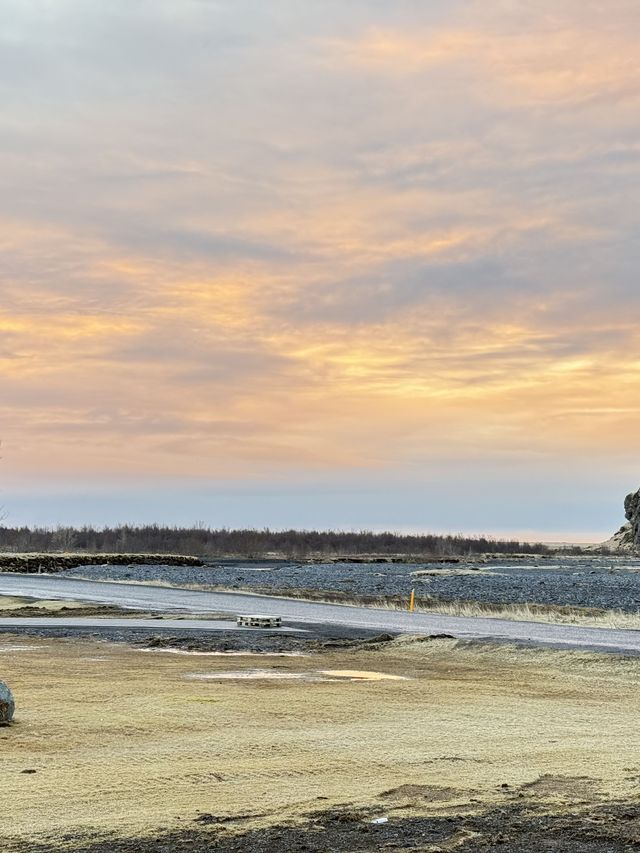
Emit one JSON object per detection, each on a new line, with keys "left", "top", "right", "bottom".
{"left": 0, "top": 681, "right": 14, "bottom": 724}
{"left": 602, "top": 488, "right": 640, "bottom": 553}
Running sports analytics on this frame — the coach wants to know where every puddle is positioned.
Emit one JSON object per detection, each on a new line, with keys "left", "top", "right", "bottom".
{"left": 140, "top": 649, "right": 305, "bottom": 658}
{"left": 319, "top": 670, "right": 409, "bottom": 681}
{"left": 0, "top": 645, "right": 43, "bottom": 653}
{"left": 186, "top": 669, "right": 410, "bottom": 682}
{"left": 187, "top": 670, "right": 318, "bottom": 681}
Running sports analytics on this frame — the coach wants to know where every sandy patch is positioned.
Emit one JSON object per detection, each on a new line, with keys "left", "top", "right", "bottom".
{"left": 318, "top": 669, "right": 409, "bottom": 681}
{"left": 1, "top": 634, "right": 640, "bottom": 846}
{"left": 0, "top": 596, "right": 91, "bottom": 612}
{"left": 187, "top": 668, "right": 410, "bottom": 682}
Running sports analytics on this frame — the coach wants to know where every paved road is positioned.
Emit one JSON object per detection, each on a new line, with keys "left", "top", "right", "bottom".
{"left": 0, "top": 574, "right": 639, "bottom": 653}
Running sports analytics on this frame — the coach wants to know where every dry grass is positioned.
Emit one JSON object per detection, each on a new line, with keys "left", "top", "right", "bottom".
{"left": 1, "top": 634, "right": 640, "bottom": 847}
{"left": 408, "top": 599, "right": 640, "bottom": 628}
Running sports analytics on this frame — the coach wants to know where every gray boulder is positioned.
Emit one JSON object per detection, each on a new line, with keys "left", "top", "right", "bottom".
{"left": 0, "top": 681, "right": 14, "bottom": 724}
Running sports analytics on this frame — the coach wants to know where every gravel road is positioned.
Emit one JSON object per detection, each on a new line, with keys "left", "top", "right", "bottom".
{"left": 62, "top": 556, "right": 640, "bottom": 611}
{"left": 1, "top": 574, "right": 640, "bottom": 654}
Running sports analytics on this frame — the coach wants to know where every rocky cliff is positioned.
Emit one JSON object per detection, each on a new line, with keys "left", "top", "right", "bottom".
{"left": 602, "top": 488, "right": 640, "bottom": 552}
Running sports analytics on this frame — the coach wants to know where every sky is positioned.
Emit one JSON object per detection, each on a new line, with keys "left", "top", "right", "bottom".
{"left": 1, "top": 0, "right": 639, "bottom": 539}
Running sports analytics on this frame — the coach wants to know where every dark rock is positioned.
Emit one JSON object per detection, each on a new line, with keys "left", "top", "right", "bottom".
{"left": 0, "top": 681, "right": 15, "bottom": 724}
{"left": 602, "top": 487, "right": 640, "bottom": 553}
{"left": 624, "top": 489, "right": 640, "bottom": 549}
{"left": 0, "top": 553, "right": 203, "bottom": 575}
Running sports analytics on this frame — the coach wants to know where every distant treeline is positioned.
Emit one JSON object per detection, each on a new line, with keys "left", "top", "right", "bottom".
{"left": 0, "top": 525, "right": 551, "bottom": 558}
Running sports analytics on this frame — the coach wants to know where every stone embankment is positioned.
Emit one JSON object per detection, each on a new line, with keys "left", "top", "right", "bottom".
{"left": 0, "top": 553, "right": 203, "bottom": 573}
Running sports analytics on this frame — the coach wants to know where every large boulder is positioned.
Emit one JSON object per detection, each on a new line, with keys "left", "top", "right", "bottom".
{"left": 624, "top": 490, "right": 640, "bottom": 544}
{"left": 0, "top": 681, "right": 14, "bottom": 724}
{"left": 602, "top": 488, "right": 640, "bottom": 552}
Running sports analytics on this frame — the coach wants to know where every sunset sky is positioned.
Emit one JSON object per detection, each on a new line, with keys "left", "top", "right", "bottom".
{"left": 2, "top": 0, "right": 639, "bottom": 539}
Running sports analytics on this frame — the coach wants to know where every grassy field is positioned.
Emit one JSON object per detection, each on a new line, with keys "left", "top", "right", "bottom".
{"left": 1, "top": 633, "right": 640, "bottom": 849}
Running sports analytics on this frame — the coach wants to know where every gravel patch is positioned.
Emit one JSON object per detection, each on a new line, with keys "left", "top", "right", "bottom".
{"left": 7, "top": 800, "right": 640, "bottom": 853}
{"left": 0, "top": 623, "right": 392, "bottom": 654}
{"left": 63, "top": 556, "right": 640, "bottom": 612}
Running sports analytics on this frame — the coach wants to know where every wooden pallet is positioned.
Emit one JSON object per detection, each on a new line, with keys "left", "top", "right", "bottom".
{"left": 236, "top": 614, "right": 282, "bottom": 628}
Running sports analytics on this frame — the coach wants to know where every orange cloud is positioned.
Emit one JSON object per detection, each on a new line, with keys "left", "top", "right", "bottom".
{"left": 328, "top": 21, "right": 640, "bottom": 106}
{"left": 1, "top": 0, "right": 639, "bottom": 514}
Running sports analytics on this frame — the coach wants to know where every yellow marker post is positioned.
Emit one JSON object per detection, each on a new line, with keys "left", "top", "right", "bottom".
{"left": 409, "top": 588, "right": 415, "bottom": 612}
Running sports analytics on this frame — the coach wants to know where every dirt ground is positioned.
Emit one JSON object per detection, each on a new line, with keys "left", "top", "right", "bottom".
{"left": 0, "top": 595, "right": 147, "bottom": 619}
{"left": 1, "top": 633, "right": 640, "bottom": 851}
{"left": 0, "top": 594, "right": 231, "bottom": 621}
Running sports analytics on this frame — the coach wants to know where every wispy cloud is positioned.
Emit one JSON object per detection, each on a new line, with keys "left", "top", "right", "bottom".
{"left": 0, "top": 0, "right": 638, "bottom": 530}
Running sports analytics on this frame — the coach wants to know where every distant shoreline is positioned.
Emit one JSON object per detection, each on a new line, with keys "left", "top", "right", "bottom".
{"left": 0, "top": 525, "right": 560, "bottom": 562}
{"left": 0, "top": 548, "right": 622, "bottom": 575}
